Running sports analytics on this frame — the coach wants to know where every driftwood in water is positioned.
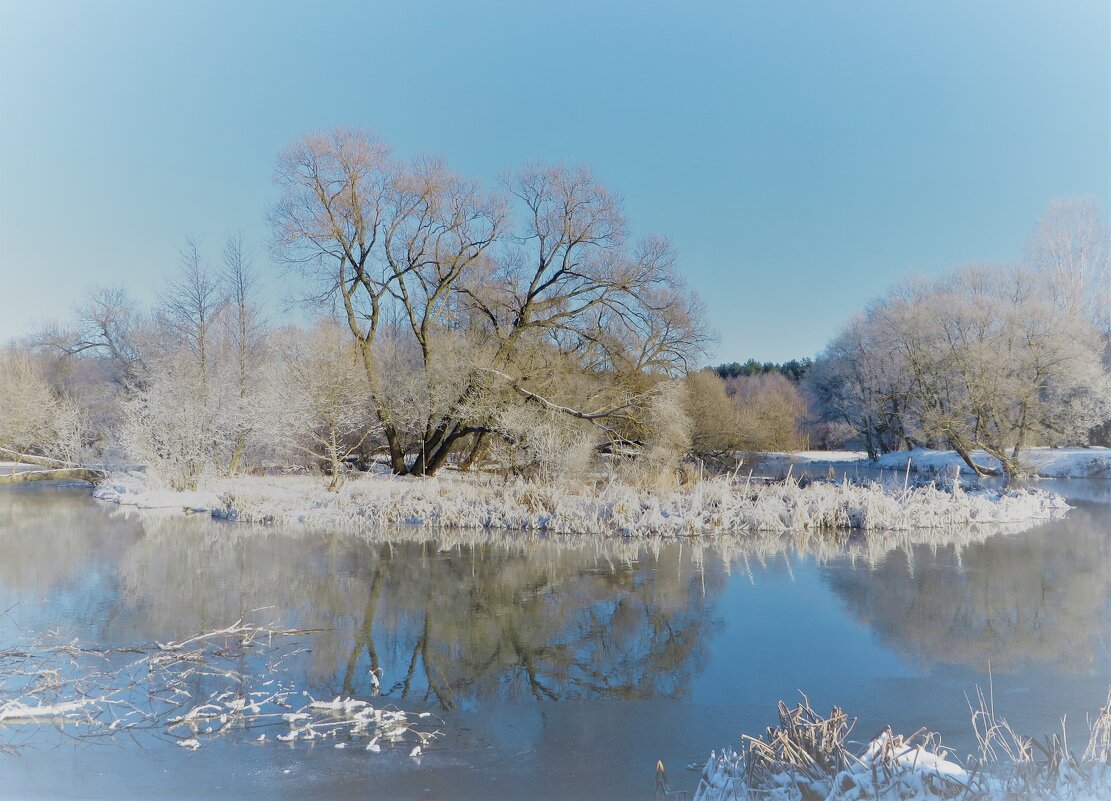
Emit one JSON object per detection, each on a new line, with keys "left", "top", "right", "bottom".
{"left": 0, "top": 447, "right": 105, "bottom": 485}
{"left": 0, "top": 447, "right": 81, "bottom": 470}
{"left": 0, "top": 467, "right": 106, "bottom": 485}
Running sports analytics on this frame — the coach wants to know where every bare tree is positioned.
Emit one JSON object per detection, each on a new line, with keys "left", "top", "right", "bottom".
{"left": 1026, "top": 197, "right": 1110, "bottom": 333}
{"left": 35, "top": 286, "right": 147, "bottom": 386}
{"left": 271, "top": 129, "right": 710, "bottom": 477}
{"left": 270, "top": 128, "right": 404, "bottom": 466}
{"left": 221, "top": 233, "right": 265, "bottom": 473}
{"left": 162, "top": 238, "right": 223, "bottom": 394}
{"left": 281, "top": 322, "right": 377, "bottom": 490}
{"left": 725, "top": 372, "right": 806, "bottom": 453}
{"left": 686, "top": 369, "right": 805, "bottom": 466}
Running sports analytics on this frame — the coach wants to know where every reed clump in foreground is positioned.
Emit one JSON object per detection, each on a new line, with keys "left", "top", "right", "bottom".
{"left": 688, "top": 691, "right": 1111, "bottom": 801}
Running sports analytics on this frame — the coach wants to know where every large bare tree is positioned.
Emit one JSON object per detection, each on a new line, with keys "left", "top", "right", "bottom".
{"left": 271, "top": 128, "right": 709, "bottom": 476}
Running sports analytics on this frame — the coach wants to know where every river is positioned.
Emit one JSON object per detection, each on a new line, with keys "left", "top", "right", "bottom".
{"left": 0, "top": 482, "right": 1108, "bottom": 800}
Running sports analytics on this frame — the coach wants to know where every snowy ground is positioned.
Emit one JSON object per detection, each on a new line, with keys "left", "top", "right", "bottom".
{"left": 694, "top": 736, "right": 1110, "bottom": 801}
{"left": 764, "top": 450, "right": 869, "bottom": 464}
{"left": 92, "top": 469, "right": 1070, "bottom": 537}
{"left": 765, "top": 446, "right": 1111, "bottom": 479}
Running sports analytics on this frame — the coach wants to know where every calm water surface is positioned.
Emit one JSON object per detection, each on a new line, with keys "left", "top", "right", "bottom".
{"left": 0, "top": 483, "right": 1108, "bottom": 800}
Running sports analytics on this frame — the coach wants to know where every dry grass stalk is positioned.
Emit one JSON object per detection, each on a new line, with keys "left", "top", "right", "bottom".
{"left": 695, "top": 689, "right": 1111, "bottom": 801}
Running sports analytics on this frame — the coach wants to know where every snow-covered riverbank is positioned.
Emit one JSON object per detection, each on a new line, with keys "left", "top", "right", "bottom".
{"left": 766, "top": 446, "right": 1111, "bottom": 479}
{"left": 92, "top": 470, "right": 1070, "bottom": 537}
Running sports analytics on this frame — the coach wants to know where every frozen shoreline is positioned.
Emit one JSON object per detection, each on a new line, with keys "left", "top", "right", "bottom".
{"left": 765, "top": 446, "right": 1111, "bottom": 479}
{"left": 91, "top": 469, "right": 1070, "bottom": 538}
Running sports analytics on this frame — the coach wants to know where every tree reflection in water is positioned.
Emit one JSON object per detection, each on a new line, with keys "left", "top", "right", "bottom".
{"left": 823, "top": 505, "right": 1111, "bottom": 672}
{"left": 103, "top": 520, "right": 722, "bottom": 710}
{"left": 2, "top": 486, "right": 1109, "bottom": 718}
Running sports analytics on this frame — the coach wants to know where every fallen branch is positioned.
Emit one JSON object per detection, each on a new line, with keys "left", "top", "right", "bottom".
{"left": 0, "top": 447, "right": 82, "bottom": 470}
{"left": 0, "top": 468, "right": 106, "bottom": 486}
{"left": 0, "top": 620, "right": 440, "bottom": 755}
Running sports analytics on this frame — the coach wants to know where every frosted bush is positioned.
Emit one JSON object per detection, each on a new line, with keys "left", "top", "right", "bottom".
{"left": 491, "top": 405, "right": 598, "bottom": 483}
{"left": 0, "top": 350, "right": 88, "bottom": 462}
{"left": 116, "top": 357, "right": 232, "bottom": 491}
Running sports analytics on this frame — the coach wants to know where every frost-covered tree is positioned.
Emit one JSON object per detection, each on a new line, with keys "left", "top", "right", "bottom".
{"left": 116, "top": 350, "right": 232, "bottom": 490}
{"left": 271, "top": 127, "right": 709, "bottom": 477}
{"left": 281, "top": 322, "right": 377, "bottom": 490}
{"left": 113, "top": 240, "right": 265, "bottom": 486}
{"left": 160, "top": 238, "right": 224, "bottom": 394}
{"left": 810, "top": 200, "right": 1111, "bottom": 475}
{"left": 220, "top": 234, "right": 267, "bottom": 473}
{"left": 0, "top": 349, "right": 87, "bottom": 462}
{"left": 684, "top": 369, "right": 805, "bottom": 465}
{"left": 37, "top": 286, "right": 148, "bottom": 387}
{"left": 1025, "top": 197, "right": 1110, "bottom": 334}
{"left": 810, "top": 263, "right": 1110, "bottom": 476}
{"left": 807, "top": 308, "right": 923, "bottom": 460}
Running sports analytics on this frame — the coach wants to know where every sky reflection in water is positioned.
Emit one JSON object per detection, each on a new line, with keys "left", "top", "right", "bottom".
{"left": 0, "top": 485, "right": 1108, "bottom": 800}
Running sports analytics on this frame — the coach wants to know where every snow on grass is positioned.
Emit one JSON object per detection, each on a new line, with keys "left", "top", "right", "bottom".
{"left": 93, "top": 469, "right": 1069, "bottom": 538}
{"left": 775, "top": 446, "right": 1111, "bottom": 479}
{"left": 764, "top": 450, "right": 869, "bottom": 464}
{"left": 692, "top": 694, "right": 1111, "bottom": 801}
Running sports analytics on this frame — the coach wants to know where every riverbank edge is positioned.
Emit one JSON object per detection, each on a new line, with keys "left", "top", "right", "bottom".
{"left": 90, "top": 470, "right": 1071, "bottom": 538}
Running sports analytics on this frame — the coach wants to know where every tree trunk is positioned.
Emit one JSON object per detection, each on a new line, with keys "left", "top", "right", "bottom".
{"left": 0, "top": 447, "right": 80, "bottom": 469}
{"left": 863, "top": 423, "right": 877, "bottom": 462}
{"left": 459, "top": 431, "right": 489, "bottom": 471}
{"left": 948, "top": 434, "right": 999, "bottom": 477}
{"left": 381, "top": 423, "right": 407, "bottom": 475}
{"left": 228, "top": 434, "right": 246, "bottom": 475}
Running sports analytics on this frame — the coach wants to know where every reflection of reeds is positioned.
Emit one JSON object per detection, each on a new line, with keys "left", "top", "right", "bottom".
{"left": 693, "top": 691, "right": 1111, "bottom": 800}
{"left": 116, "top": 501, "right": 1040, "bottom": 574}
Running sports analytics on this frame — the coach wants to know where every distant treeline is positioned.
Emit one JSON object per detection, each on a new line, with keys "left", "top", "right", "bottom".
{"left": 714, "top": 358, "right": 812, "bottom": 383}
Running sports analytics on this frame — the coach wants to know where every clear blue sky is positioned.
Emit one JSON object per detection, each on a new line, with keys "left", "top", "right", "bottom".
{"left": 1, "top": 0, "right": 1108, "bottom": 363}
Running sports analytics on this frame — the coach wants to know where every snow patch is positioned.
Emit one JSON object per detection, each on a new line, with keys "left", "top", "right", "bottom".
{"left": 776, "top": 447, "right": 1111, "bottom": 479}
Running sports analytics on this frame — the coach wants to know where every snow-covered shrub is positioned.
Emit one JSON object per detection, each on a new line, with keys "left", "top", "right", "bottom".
{"left": 116, "top": 354, "right": 230, "bottom": 490}
{"left": 0, "top": 349, "right": 88, "bottom": 462}
{"left": 491, "top": 404, "right": 597, "bottom": 484}
{"left": 618, "top": 379, "right": 692, "bottom": 491}
{"left": 278, "top": 322, "right": 378, "bottom": 490}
